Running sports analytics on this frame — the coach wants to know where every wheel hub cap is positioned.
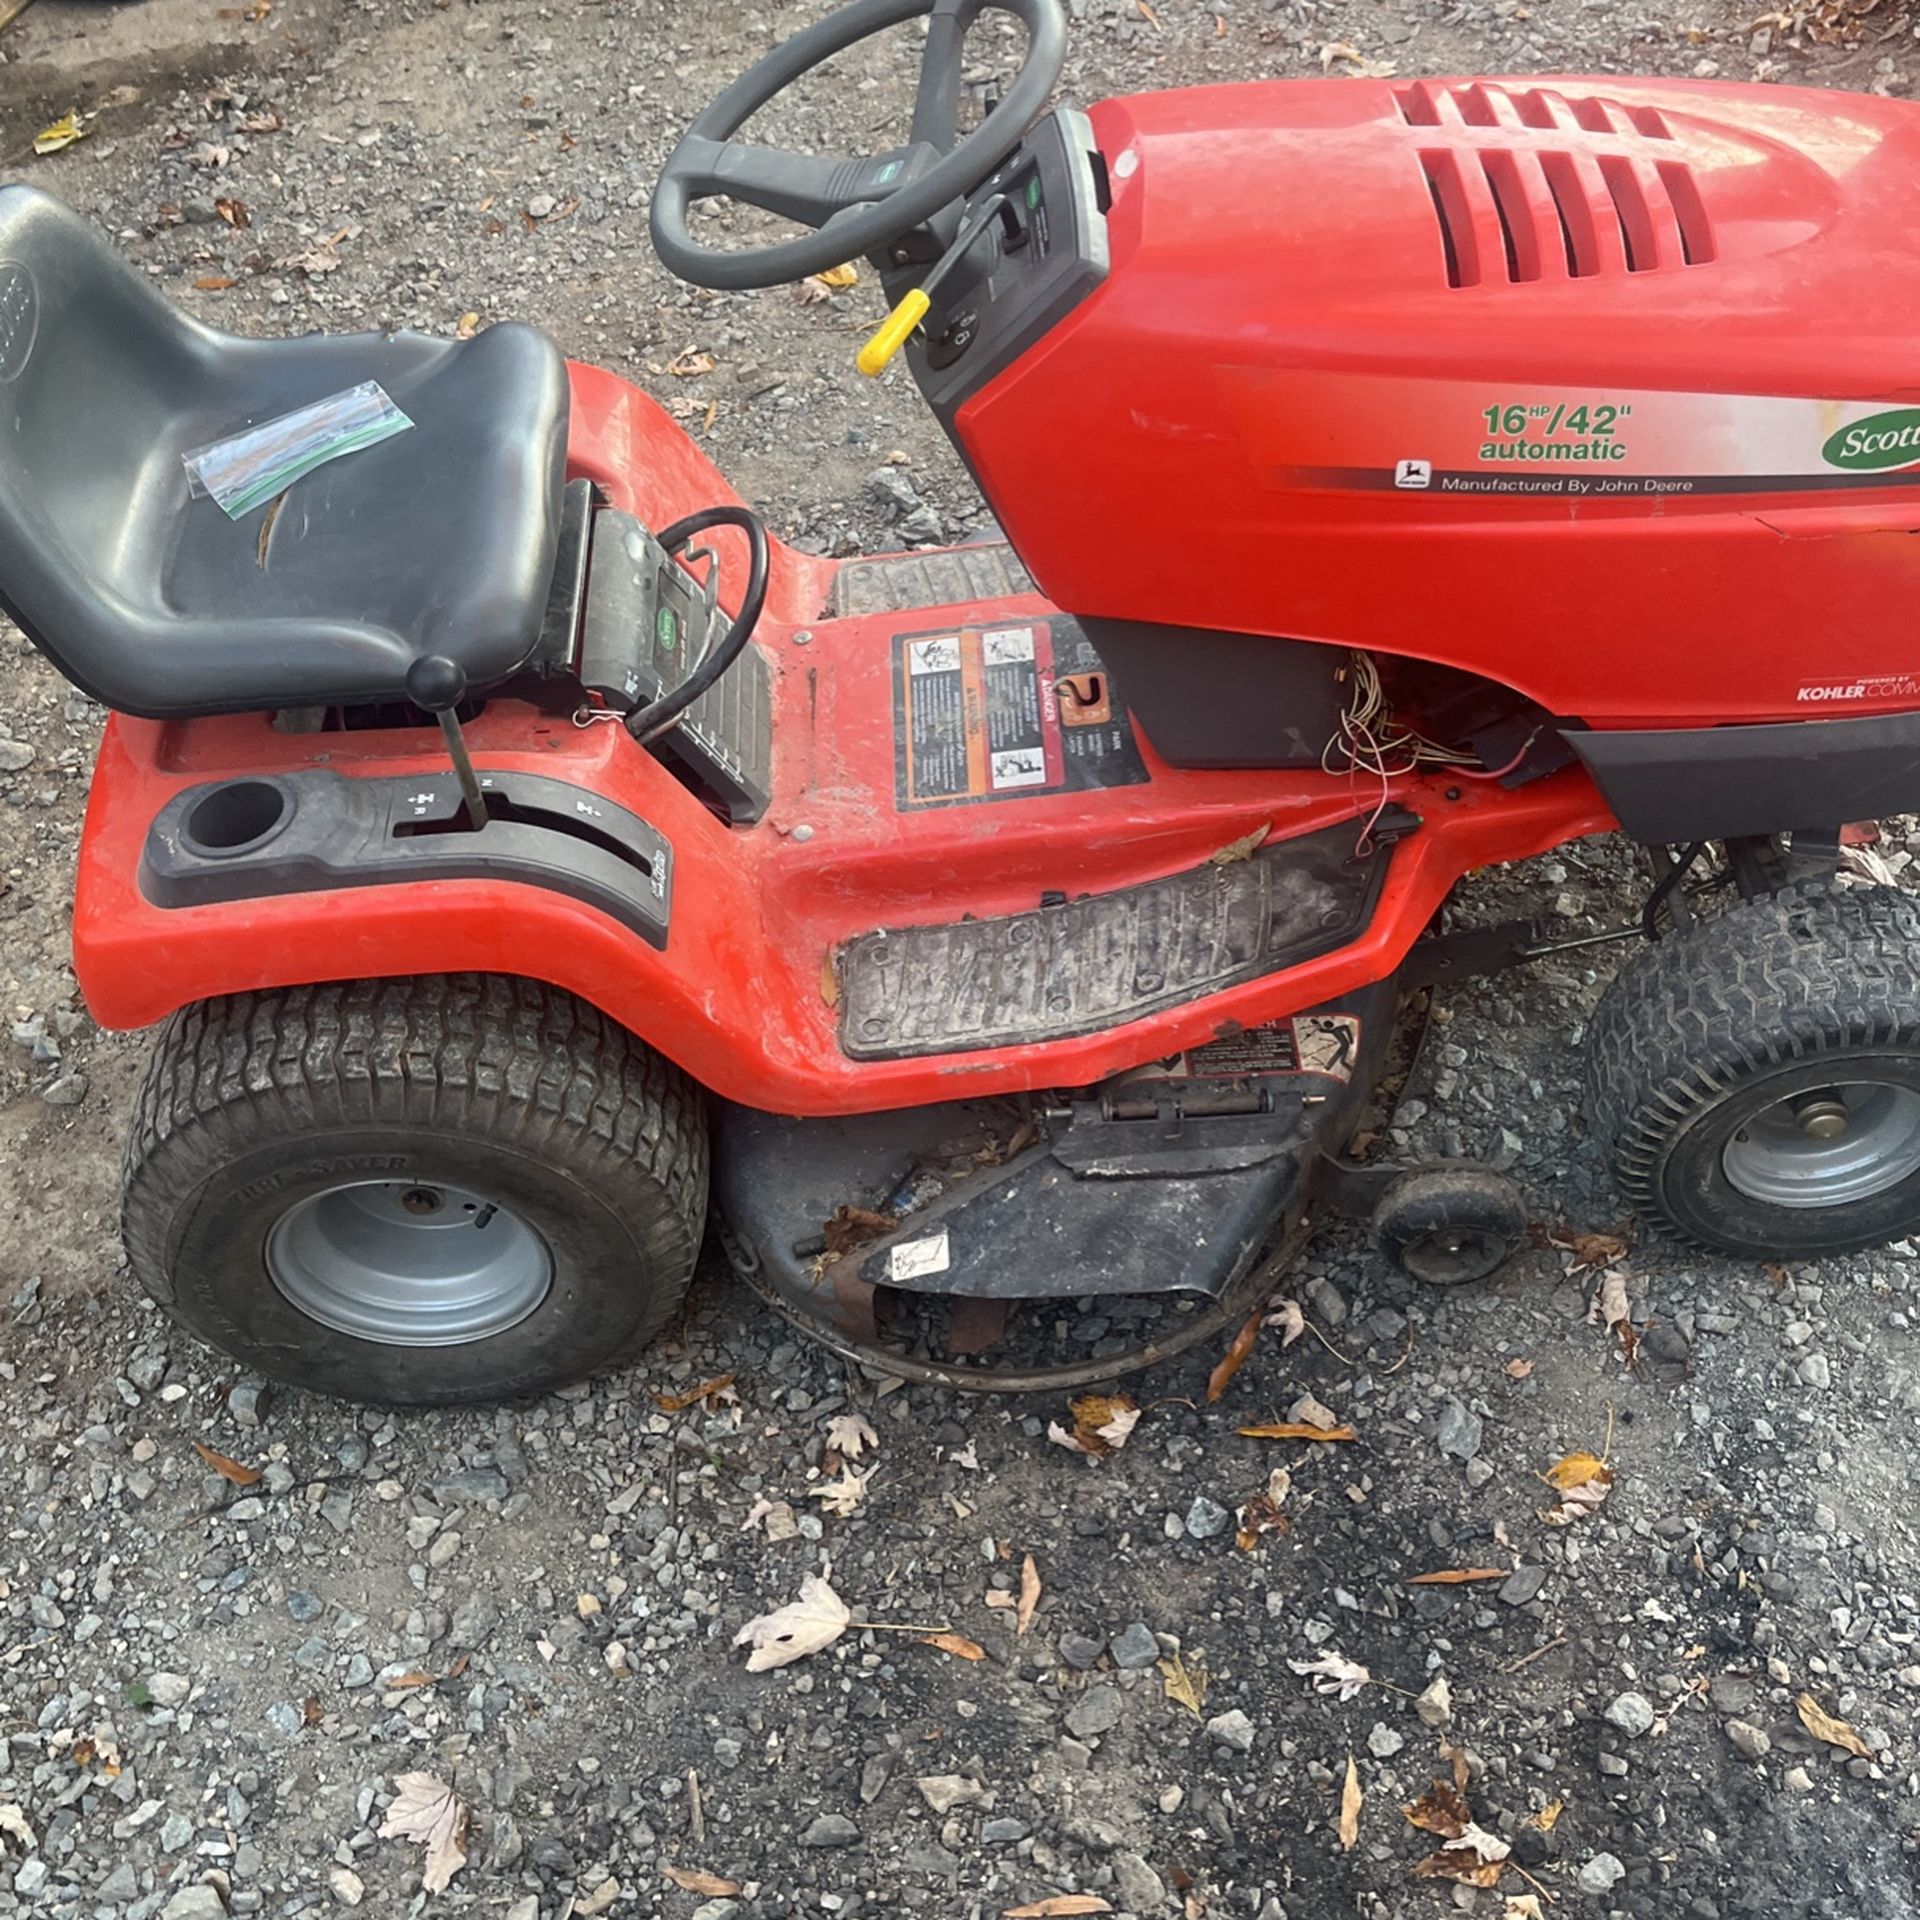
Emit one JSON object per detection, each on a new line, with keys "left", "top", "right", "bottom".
{"left": 266, "top": 1181, "right": 552, "bottom": 1346}
{"left": 1721, "top": 1082, "right": 1920, "bottom": 1209}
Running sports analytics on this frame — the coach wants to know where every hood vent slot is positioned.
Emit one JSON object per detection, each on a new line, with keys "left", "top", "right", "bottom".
{"left": 1394, "top": 82, "right": 1674, "bottom": 139}
{"left": 1401, "top": 85, "right": 1712, "bottom": 288}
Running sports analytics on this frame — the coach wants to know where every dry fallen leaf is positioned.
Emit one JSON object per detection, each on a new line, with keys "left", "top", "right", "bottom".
{"left": 664, "top": 1866, "right": 743, "bottom": 1897}
{"left": 1555, "top": 1229, "right": 1629, "bottom": 1271}
{"left": 1017, "top": 1554, "right": 1042, "bottom": 1636}
{"left": 0, "top": 1804, "right": 35, "bottom": 1851}
{"left": 1004, "top": 1896, "right": 1114, "bottom": 1916}
{"left": 1320, "top": 39, "right": 1396, "bottom": 75}
{"left": 1403, "top": 1779, "right": 1471, "bottom": 1839}
{"left": 1540, "top": 1448, "right": 1615, "bottom": 1525}
{"left": 1048, "top": 1393, "right": 1140, "bottom": 1460}
{"left": 823, "top": 1203, "right": 895, "bottom": 1255}
{"left": 1159, "top": 1651, "right": 1208, "bottom": 1717}
{"left": 1542, "top": 1471, "right": 1614, "bottom": 1525}
{"left": 1542, "top": 1449, "right": 1608, "bottom": 1491}
{"left": 919, "top": 1632, "right": 987, "bottom": 1661}
{"left": 1235, "top": 1467, "right": 1293, "bottom": 1551}
{"left": 825, "top": 1411, "right": 879, "bottom": 1460}
{"left": 1209, "top": 823, "right": 1269, "bottom": 865}
{"left": 1840, "top": 840, "right": 1899, "bottom": 885}
{"left": 799, "top": 262, "right": 861, "bottom": 300}
{"left": 34, "top": 111, "right": 89, "bottom": 156}
{"left": 455, "top": 310, "right": 480, "bottom": 340}
{"left": 1266, "top": 1298, "right": 1306, "bottom": 1346}
{"left": 1503, "top": 1897, "right": 1547, "bottom": 1920}
{"left": 1289, "top": 1651, "right": 1371, "bottom": 1701}
{"left": 667, "top": 347, "right": 718, "bottom": 377}
{"left": 192, "top": 1441, "right": 262, "bottom": 1487}
{"left": 1238, "top": 1422, "right": 1358, "bottom": 1444}
{"left": 1795, "top": 1692, "right": 1873, "bottom": 1760}
{"left": 193, "top": 275, "right": 238, "bottom": 291}
{"left": 1503, "top": 1358, "right": 1535, "bottom": 1381}
{"left": 734, "top": 1575, "right": 851, "bottom": 1671}
{"left": 1413, "top": 1843, "right": 1506, "bottom": 1889}
{"left": 1591, "top": 1269, "right": 1631, "bottom": 1331}
{"left": 1338, "top": 1753, "right": 1363, "bottom": 1851}
{"left": 378, "top": 1772, "right": 469, "bottom": 1893}
{"left": 653, "top": 1372, "right": 735, "bottom": 1412}
{"left": 741, "top": 1497, "right": 799, "bottom": 1542}
{"left": 1526, "top": 1797, "right": 1564, "bottom": 1833}
{"left": 214, "top": 196, "right": 250, "bottom": 228}
{"left": 809, "top": 1464, "right": 875, "bottom": 1519}
{"left": 1406, "top": 1568, "right": 1507, "bottom": 1586}
{"left": 1206, "top": 1306, "right": 1264, "bottom": 1402}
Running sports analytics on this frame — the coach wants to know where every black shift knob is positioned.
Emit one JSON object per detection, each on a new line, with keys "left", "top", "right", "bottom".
{"left": 406, "top": 654, "right": 468, "bottom": 714}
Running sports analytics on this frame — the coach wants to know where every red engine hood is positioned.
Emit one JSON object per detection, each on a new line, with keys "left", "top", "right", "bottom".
{"left": 957, "top": 78, "right": 1920, "bottom": 727}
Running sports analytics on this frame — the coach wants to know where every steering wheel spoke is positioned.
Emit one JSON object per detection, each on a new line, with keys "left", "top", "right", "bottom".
{"left": 681, "top": 134, "right": 931, "bottom": 230}
{"left": 910, "top": 0, "right": 985, "bottom": 151}
{"left": 651, "top": 0, "right": 1066, "bottom": 292}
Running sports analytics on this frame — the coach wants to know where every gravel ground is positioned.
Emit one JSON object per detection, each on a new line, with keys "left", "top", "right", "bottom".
{"left": 5, "top": 0, "right": 1920, "bottom": 1916}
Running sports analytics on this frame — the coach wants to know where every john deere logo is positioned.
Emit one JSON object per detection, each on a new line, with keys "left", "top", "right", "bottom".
{"left": 1823, "top": 409, "right": 1920, "bottom": 472}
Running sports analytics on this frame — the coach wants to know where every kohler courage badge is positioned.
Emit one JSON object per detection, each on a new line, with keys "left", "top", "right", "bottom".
{"left": 0, "top": 263, "right": 38, "bottom": 384}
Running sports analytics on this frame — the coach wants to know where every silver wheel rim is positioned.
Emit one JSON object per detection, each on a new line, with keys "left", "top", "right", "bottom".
{"left": 1720, "top": 1081, "right": 1920, "bottom": 1210}
{"left": 265, "top": 1181, "right": 552, "bottom": 1346}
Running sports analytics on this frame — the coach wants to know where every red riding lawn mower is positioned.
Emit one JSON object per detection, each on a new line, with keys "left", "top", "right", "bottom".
{"left": 9, "top": 0, "right": 1920, "bottom": 1405}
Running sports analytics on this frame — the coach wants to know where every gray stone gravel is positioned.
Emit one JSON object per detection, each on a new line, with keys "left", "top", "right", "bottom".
{"left": 4, "top": 1, "right": 1920, "bottom": 1918}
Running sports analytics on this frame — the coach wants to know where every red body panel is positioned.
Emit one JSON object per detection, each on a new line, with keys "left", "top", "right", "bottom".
{"left": 959, "top": 77, "right": 1920, "bottom": 727}
{"left": 73, "top": 365, "right": 1611, "bottom": 1110}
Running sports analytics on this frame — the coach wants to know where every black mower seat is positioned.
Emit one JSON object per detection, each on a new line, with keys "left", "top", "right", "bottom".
{"left": 0, "top": 186, "right": 569, "bottom": 719}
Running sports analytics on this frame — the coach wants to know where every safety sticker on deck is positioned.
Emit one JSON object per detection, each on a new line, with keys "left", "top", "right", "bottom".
{"left": 888, "top": 1230, "right": 951, "bottom": 1282}
{"left": 1118, "top": 1013, "right": 1362, "bottom": 1084}
{"left": 892, "top": 617, "right": 1149, "bottom": 809}
{"left": 1291, "top": 1013, "right": 1361, "bottom": 1082}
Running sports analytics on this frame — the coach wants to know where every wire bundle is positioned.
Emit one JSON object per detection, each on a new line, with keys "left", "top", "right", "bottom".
{"left": 1322, "top": 651, "right": 1539, "bottom": 853}
{"left": 1321, "top": 651, "right": 1482, "bottom": 781}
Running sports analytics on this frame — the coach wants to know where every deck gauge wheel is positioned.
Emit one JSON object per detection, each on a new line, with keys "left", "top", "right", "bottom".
{"left": 1373, "top": 1164, "right": 1528, "bottom": 1287}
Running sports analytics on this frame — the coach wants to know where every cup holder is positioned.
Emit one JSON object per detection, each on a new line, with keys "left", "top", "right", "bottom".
{"left": 180, "top": 780, "right": 294, "bottom": 859}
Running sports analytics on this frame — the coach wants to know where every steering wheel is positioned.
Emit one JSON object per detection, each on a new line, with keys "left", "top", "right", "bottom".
{"left": 651, "top": 0, "right": 1068, "bottom": 293}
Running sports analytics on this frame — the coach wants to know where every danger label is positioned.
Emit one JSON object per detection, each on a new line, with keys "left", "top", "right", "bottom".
{"left": 892, "top": 618, "right": 1149, "bottom": 810}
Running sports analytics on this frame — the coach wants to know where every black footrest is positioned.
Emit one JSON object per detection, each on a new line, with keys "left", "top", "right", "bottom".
{"left": 835, "top": 816, "right": 1392, "bottom": 1060}
{"left": 578, "top": 508, "right": 772, "bottom": 824}
{"left": 830, "top": 540, "right": 1035, "bottom": 618}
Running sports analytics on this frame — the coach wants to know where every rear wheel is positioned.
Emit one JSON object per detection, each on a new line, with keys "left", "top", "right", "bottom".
{"left": 122, "top": 975, "right": 707, "bottom": 1406}
{"left": 1585, "top": 880, "right": 1920, "bottom": 1258}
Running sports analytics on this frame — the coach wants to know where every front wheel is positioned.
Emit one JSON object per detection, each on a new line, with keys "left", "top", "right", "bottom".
{"left": 1585, "top": 880, "right": 1920, "bottom": 1258}
{"left": 122, "top": 976, "right": 708, "bottom": 1406}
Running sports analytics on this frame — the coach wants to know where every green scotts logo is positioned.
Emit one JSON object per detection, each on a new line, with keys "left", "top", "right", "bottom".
{"left": 1823, "top": 409, "right": 1920, "bottom": 472}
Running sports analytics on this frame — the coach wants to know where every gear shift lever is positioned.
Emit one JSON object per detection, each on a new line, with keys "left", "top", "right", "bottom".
{"left": 406, "top": 654, "right": 487, "bottom": 833}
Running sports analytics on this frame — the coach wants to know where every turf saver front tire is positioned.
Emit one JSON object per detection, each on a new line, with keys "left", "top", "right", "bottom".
{"left": 122, "top": 976, "right": 707, "bottom": 1407}
{"left": 1585, "top": 880, "right": 1920, "bottom": 1259}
